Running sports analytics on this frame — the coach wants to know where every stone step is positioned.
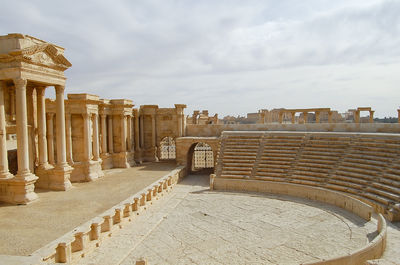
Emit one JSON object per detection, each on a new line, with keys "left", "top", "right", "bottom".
{"left": 296, "top": 162, "right": 333, "bottom": 169}
{"left": 254, "top": 173, "right": 287, "bottom": 180}
{"left": 291, "top": 171, "right": 328, "bottom": 179}
{"left": 377, "top": 177, "right": 400, "bottom": 189}
{"left": 340, "top": 161, "right": 384, "bottom": 172}
{"left": 325, "top": 180, "right": 363, "bottom": 194}
{"left": 222, "top": 166, "right": 253, "bottom": 172}
{"left": 220, "top": 174, "right": 249, "bottom": 179}
{"left": 336, "top": 168, "right": 378, "bottom": 179}
{"left": 367, "top": 185, "right": 400, "bottom": 202}
{"left": 222, "top": 159, "right": 255, "bottom": 164}
{"left": 346, "top": 153, "right": 392, "bottom": 163}
{"left": 222, "top": 162, "right": 254, "bottom": 167}
{"left": 293, "top": 166, "right": 331, "bottom": 173}
{"left": 342, "top": 157, "right": 388, "bottom": 167}
{"left": 301, "top": 149, "right": 344, "bottom": 156}
{"left": 297, "top": 158, "right": 336, "bottom": 165}
{"left": 257, "top": 167, "right": 287, "bottom": 173}
{"left": 288, "top": 178, "right": 324, "bottom": 187}
{"left": 300, "top": 155, "right": 340, "bottom": 162}
{"left": 263, "top": 150, "right": 298, "bottom": 155}
{"left": 258, "top": 159, "right": 293, "bottom": 165}
{"left": 331, "top": 174, "right": 369, "bottom": 185}
{"left": 290, "top": 174, "right": 326, "bottom": 183}
{"left": 351, "top": 146, "right": 399, "bottom": 155}
{"left": 258, "top": 165, "right": 291, "bottom": 171}
{"left": 222, "top": 169, "right": 252, "bottom": 175}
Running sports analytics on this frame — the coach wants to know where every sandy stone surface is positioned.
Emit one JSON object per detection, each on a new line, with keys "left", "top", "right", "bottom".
{"left": 77, "top": 174, "right": 377, "bottom": 265}
{"left": 0, "top": 162, "right": 177, "bottom": 256}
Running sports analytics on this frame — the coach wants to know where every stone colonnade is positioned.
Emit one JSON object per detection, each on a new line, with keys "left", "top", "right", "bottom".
{"left": 354, "top": 107, "right": 375, "bottom": 123}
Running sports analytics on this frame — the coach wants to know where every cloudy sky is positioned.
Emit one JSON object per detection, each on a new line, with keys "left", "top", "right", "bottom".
{"left": 1, "top": 0, "right": 399, "bottom": 117}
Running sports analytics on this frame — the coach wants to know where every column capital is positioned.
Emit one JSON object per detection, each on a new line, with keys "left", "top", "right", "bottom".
{"left": 36, "top": 86, "right": 47, "bottom": 96}
{"left": 82, "top": 112, "right": 90, "bottom": 119}
{"left": 100, "top": 113, "right": 107, "bottom": 119}
{"left": 46, "top": 112, "right": 55, "bottom": 119}
{"left": 13, "top": 78, "right": 27, "bottom": 89}
{"left": 55, "top": 85, "right": 65, "bottom": 94}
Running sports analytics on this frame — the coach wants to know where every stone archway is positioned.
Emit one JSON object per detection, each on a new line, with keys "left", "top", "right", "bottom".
{"left": 187, "top": 142, "right": 214, "bottom": 174}
{"left": 175, "top": 137, "right": 219, "bottom": 174}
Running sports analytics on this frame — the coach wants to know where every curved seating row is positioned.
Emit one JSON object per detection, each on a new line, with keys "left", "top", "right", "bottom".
{"left": 215, "top": 131, "right": 400, "bottom": 221}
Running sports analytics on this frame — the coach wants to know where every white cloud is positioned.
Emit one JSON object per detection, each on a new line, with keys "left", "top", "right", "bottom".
{"left": 1, "top": 0, "right": 399, "bottom": 117}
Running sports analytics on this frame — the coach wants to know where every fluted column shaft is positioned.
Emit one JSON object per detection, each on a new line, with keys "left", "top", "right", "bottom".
{"left": 139, "top": 116, "right": 144, "bottom": 148}
{"left": 0, "top": 81, "right": 11, "bottom": 177}
{"left": 151, "top": 114, "right": 156, "bottom": 147}
{"left": 108, "top": 116, "right": 114, "bottom": 153}
{"left": 134, "top": 113, "right": 140, "bottom": 151}
{"left": 83, "top": 113, "right": 92, "bottom": 162}
{"left": 65, "top": 113, "right": 73, "bottom": 164}
{"left": 100, "top": 114, "right": 107, "bottom": 154}
{"left": 14, "top": 78, "right": 31, "bottom": 177}
{"left": 315, "top": 112, "right": 320, "bottom": 123}
{"left": 92, "top": 114, "right": 100, "bottom": 160}
{"left": 36, "top": 87, "right": 49, "bottom": 167}
{"left": 369, "top": 111, "right": 374, "bottom": 123}
{"left": 55, "top": 85, "right": 68, "bottom": 168}
{"left": 328, "top": 111, "right": 333, "bottom": 123}
{"left": 126, "top": 115, "right": 132, "bottom": 152}
{"left": 121, "top": 115, "right": 127, "bottom": 152}
{"left": 291, "top": 112, "right": 295, "bottom": 124}
{"left": 47, "top": 113, "right": 55, "bottom": 165}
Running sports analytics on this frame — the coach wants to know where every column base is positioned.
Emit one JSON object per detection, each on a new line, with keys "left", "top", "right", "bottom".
{"left": 142, "top": 147, "right": 159, "bottom": 162}
{"left": 112, "top": 152, "right": 131, "bottom": 168}
{"left": 70, "top": 160, "right": 104, "bottom": 182}
{"left": 35, "top": 163, "right": 55, "bottom": 189}
{"left": 100, "top": 153, "right": 113, "bottom": 169}
{"left": 134, "top": 149, "right": 143, "bottom": 164}
{"left": 3, "top": 173, "right": 38, "bottom": 204}
{"left": 49, "top": 164, "right": 73, "bottom": 191}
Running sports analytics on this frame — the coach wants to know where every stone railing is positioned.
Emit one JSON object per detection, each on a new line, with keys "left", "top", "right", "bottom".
{"left": 26, "top": 166, "right": 185, "bottom": 264}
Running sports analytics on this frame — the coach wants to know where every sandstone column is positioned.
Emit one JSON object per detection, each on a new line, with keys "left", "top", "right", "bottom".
{"left": 46, "top": 113, "right": 55, "bottom": 165}
{"left": 278, "top": 112, "right": 283, "bottom": 124}
{"left": 121, "top": 115, "right": 127, "bottom": 152}
{"left": 315, "top": 111, "right": 320, "bottom": 123}
{"left": 65, "top": 113, "right": 73, "bottom": 165}
{"left": 100, "top": 114, "right": 107, "bottom": 154}
{"left": 55, "top": 86, "right": 68, "bottom": 168}
{"left": 36, "top": 87, "right": 50, "bottom": 169}
{"left": 151, "top": 114, "right": 156, "bottom": 148}
{"left": 108, "top": 115, "right": 114, "bottom": 154}
{"left": 12, "top": 78, "right": 38, "bottom": 203}
{"left": 0, "top": 81, "right": 12, "bottom": 178}
{"left": 10, "top": 88, "right": 15, "bottom": 121}
{"left": 291, "top": 112, "right": 295, "bottom": 124}
{"left": 52, "top": 85, "right": 72, "bottom": 190}
{"left": 303, "top": 112, "right": 308, "bottom": 124}
{"left": 355, "top": 110, "right": 360, "bottom": 123}
{"left": 398, "top": 109, "right": 400, "bottom": 123}
{"left": 134, "top": 111, "right": 140, "bottom": 151}
{"left": 83, "top": 113, "right": 92, "bottom": 162}
{"left": 139, "top": 115, "right": 144, "bottom": 148}
{"left": 369, "top": 111, "right": 374, "bottom": 123}
{"left": 328, "top": 111, "right": 333, "bottom": 123}
{"left": 92, "top": 114, "right": 100, "bottom": 161}
{"left": 126, "top": 115, "right": 131, "bottom": 152}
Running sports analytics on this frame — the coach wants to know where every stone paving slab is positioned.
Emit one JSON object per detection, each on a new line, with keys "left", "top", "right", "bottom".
{"left": 0, "top": 162, "right": 177, "bottom": 256}
{"left": 77, "top": 174, "right": 378, "bottom": 265}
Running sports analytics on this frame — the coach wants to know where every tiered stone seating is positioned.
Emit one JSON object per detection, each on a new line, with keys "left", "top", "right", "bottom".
{"left": 290, "top": 135, "right": 350, "bottom": 186}
{"left": 328, "top": 137, "right": 400, "bottom": 212}
{"left": 215, "top": 131, "right": 400, "bottom": 221}
{"left": 219, "top": 134, "right": 261, "bottom": 179}
{"left": 255, "top": 134, "right": 304, "bottom": 182}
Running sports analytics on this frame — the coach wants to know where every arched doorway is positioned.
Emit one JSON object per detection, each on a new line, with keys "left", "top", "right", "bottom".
{"left": 159, "top": 137, "right": 176, "bottom": 160}
{"left": 187, "top": 142, "right": 214, "bottom": 174}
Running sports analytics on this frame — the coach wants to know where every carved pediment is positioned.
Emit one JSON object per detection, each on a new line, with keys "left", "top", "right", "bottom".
{"left": 0, "top": 44, "right": 72, "bottom": 71}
